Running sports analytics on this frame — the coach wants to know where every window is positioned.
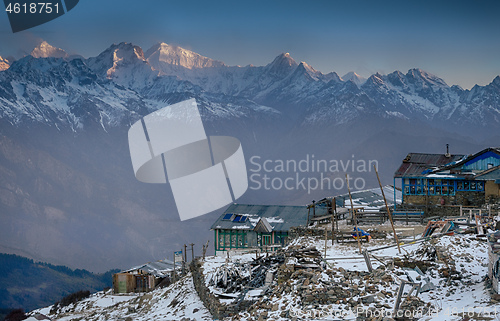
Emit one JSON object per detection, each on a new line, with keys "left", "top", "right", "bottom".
{"left": 231, "top": 234, "right": 236, "bottom": 248}
{"left": 219, "top": 233, "right": 224, "bottom": 248}
{"left": 402, "top": 177, "right": 425, "bottom": 195}
{"left": 403, "top": 178, "right": 459, "bottom": 196}
{"left": 456, "top": 180, "right": 484, "bottom": 191}
{"left": 222, "top": 213, "right": 233, "bottom": 220}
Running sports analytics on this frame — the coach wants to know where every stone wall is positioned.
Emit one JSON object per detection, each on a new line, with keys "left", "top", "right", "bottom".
{"left": 288, "top": 226, "right": 326, "bottom": 238}
{"left": 404, "top": 191, "right": 485, "bottom": 208}
{"left": 190, "top": 258, "right": 254, "bottom": 319}
{"left": 190, "top": 259, "right": 224, "bottom": 319}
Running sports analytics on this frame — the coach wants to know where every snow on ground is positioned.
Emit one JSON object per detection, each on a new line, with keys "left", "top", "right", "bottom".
{"left": 30, "top": 273, "right": 211, "bottom": 321}
{"left": 202, "top": 228, "right": 499, "bottom": 321}
{"left": 28, "top": 224, "right": 499, "bottom": 321}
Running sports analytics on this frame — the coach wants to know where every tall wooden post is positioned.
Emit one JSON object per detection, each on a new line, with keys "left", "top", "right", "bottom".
{"left": 183, "top": 244, "right": 187, "bottom": 274}
{"left": 346, "top": 174, "right": 362, "bottom": 254}
{"left": 202, "top": 240, "right": 209, "bottom": 260}
{"left": 374, "top": 165, "right": 401, "bottom": 254}
{"left": 330, "top": 198, "right": 336, "bottom": 245}
{"left": 190, "top": 243, "right": 195, "bottom": 261}
{"left": 324, "top": 228, "right": 328, "bottom": 258}
{"left": 173, "top": 252, "right": 176, "bottom": 282}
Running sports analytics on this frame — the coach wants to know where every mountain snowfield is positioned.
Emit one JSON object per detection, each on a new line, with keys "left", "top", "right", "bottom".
{"left": 0, "top": 40, "right": 499, "bottom": 133}
{"left": 30, "top": 41, "right": 69, "bottom": 59}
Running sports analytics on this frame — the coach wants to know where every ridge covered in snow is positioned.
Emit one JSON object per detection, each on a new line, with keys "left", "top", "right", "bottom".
{"left": 30, "top": 41, "right": 68, "bottom": 59}
{"left": 146, "top": 42, "right": 225, "bottom": 72}
{"left": 0, "top": 40, "right": 499, "bottom": 136}
{"left": 342, "top": 71, "right": 367, "bottom": 86}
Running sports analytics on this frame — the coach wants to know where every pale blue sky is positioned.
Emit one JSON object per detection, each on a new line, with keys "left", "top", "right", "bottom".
{"left": 1, "top": 0, "right": 499, "bottom": 89}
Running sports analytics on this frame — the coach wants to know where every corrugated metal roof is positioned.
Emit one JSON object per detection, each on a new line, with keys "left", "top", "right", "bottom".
{"left": 255, "top": 218, "right": 273, "bottom": 233}
{"left": 122, "top": 259, "right": 175, "bottom": 277}
{"left": 334, "top": 185, "right": 401, "bottom": 209}
{"left": 394, "top": 153, "right": 465, "bottom": 177}
{"left": 211, "top": 204, "right": 313, "bottom": 232}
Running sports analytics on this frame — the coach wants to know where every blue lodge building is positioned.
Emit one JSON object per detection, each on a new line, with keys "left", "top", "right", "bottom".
{"left": 394, "top": 147, "right": 500, "bottom": 208}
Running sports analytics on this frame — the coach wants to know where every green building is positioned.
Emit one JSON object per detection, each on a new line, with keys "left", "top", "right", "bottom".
{"left": 210, "top": 203, "right": 316, "bottom": 253}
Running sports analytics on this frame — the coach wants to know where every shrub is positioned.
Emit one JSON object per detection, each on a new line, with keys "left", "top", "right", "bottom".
{"left": 2, "top": 309, "right": 27, "bottom": 321}
{"left": 59, "top": 290, "right": 91, "bottom": 307}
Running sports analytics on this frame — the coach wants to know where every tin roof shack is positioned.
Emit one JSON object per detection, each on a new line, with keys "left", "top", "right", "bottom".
{"left": 211, "top": 204, "right": 311, "bottom": 254}
{"left": 113, "top": 260, "right": 175, "bottom": 294}
{"left": 488, "top": 231, "right": 500, "bottom": 294}
{"left": 334, "top": 185, "right": 402, "bottom": 210}
{"left": 394, "top": 148, "right": 500, "bottom": 213}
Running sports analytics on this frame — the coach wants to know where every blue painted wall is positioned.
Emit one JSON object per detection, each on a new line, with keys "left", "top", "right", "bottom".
{"left": 463, "top": 151, "right": 500, "bottom": 171}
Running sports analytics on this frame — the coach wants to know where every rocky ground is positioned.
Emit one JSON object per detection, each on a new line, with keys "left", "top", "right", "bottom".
{"left": 28, "top": 223, "right": 500, "bottom": 321}
{"left": 202, "top": 225, "right": 499, "bottom": 321}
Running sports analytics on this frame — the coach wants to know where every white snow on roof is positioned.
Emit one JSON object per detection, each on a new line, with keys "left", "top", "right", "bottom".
{"left": 265, "top": 216, "right": 284, "bottom": 223}
{"left": 232, "top": 225, "right": 251, "bottom": 229}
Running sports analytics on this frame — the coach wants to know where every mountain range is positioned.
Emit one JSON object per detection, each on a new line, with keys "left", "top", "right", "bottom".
{"left": 1, "top": 41, "right": 499, "bottom": 135}
{"left": 0, "top": 40, "right": 497, "bottom": 273}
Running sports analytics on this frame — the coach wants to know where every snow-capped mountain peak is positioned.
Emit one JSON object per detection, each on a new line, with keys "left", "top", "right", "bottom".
{"left": 365, "top": 72, "right": 385, "bottom": 87}
{"left": 386, "top": 70, "right": 407, "bottom": 88}
{"left": 30, "top": 41, "right": 68, "bottom": 59}
{"left": 106, "top": 43, "right": 147, "bottom": 77}
{"left": 295, "top": 61, "right": 321, "bottom": 80}
{"left": 491, "top": 75, "right": 500, "bottom": 88}
{"left": 86, "top": 42, "right": 156, "bottom": 89}
{"left": 145, "top": 42, "right": 224, "bottom": 71}
{"left": 0, "top": 56, "right": 10, "bottom": 71}
{"left": 265, "top": 52, "right": 298, "bottom": 77}
{"left": 406, "top": 68, "right": 448, "bottom": 88}
{"left": 341, "top": 71, "right": 366, "bottom": 86}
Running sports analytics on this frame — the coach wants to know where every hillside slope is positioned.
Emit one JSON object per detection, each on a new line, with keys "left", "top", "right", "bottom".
{"left": 0, "top": 254, "right": 117, "bottom": 313}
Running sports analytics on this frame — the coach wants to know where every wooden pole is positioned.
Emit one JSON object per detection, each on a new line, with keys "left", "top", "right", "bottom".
{"left": 183, "top": 244, "right": 187, "bottom": 274}
{"left": 324, "top": 228, "right": 328, "bottom": 258}
{"left": 362, "top": 250, "right": 373, "bottom": 273}
{"left": 173, "top": 252, "right": 176, "bottom": 282}
{"left": 331, "top": 198, "right": 336, "bottom": 245}
{"left": 203, "top": 240, "right": 209, "bottom": 260}
{"left": 374, "top": 165, "right": 401, "bottom": 254}
{"left": 346, "top": 174, "right": 362, "bottom": 254}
